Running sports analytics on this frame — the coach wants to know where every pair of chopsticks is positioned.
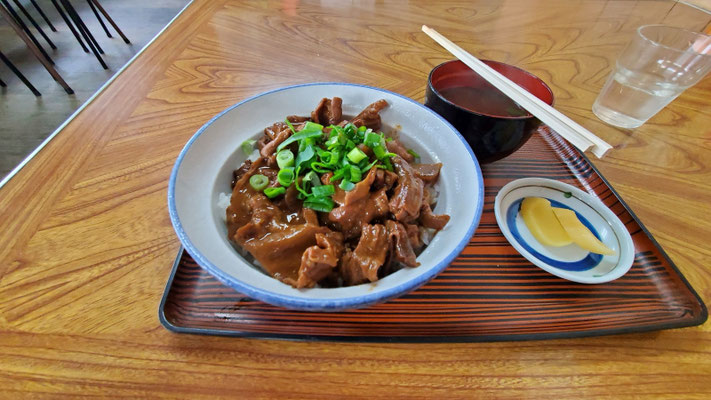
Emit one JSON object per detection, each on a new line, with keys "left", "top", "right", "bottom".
{"left": 422, "top": 25, "right": 612, "bottom": 158}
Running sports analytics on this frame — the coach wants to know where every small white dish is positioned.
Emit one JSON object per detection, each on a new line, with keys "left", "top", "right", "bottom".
{"left": 168, "top": 82, "right": 484, "bottom": 311}
{"left": 494, "top": 178, "right": 634, "bottom": 284}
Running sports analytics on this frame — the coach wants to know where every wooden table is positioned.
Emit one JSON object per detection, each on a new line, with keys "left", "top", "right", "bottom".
{"left": 2, "top": 0, "right": 710, "bottom": 397}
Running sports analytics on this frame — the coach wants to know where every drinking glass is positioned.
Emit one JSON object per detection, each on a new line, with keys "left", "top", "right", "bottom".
{"left": 593, "top": 25, "right": 711, "bottom": 129}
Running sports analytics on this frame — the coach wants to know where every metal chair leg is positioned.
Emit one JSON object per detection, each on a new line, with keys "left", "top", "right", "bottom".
{"left": 58, "top": 0, "right": 107, "bottom": 69}
{"left": 0, "top": 0, "right": 55, "bottom": 64}
{"left": 50, "top": 0, "right": 88, "bottom": 53}
{"left": 0, "top": 77, "right": 6, "bottom": 87}
{"left": 61, "top": 0, "right": 104, "bottom": 55}
{"left": 90, "top": 0, "right": 130, "bottom": 44}
{"left": 12, "top": 0, "right": 57, "bottom": 50}
{"left": 0, "top": 7, "right": 73, "bottom": 94}
{"left": 86, "top": 0, "right": 111, "bottom": 38}
{"left": 0, "top": 51, "right": 42, "bottom": 96}
{"left": 30, "top": 0, "right": 57, "bottom": 32}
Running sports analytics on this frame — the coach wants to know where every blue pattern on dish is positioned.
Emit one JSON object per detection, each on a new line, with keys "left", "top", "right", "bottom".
{"left": 506, "top": 198, "right": 602, "bottom": 271}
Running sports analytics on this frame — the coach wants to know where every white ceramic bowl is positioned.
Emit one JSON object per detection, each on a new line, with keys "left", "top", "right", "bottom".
{"left": 168, "top": 83, "right": 484, "bottom": 311}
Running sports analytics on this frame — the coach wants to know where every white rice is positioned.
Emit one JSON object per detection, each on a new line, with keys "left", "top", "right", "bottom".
{"left": 217, "top": 192, "right": 231, "bottom": 217}
{"left": 420, "top": 227, "right": 436, "bottom": 245}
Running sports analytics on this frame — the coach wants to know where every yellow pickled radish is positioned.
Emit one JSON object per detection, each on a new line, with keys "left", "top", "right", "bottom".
{"left": 552, "top": 207, "right": 615, "bottom": 255}
{"left": 520, "top": 197, "right": 572, "bottom": 247}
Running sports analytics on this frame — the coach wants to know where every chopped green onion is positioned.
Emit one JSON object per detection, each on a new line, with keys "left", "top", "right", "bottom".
{"left": 349, "top": 165, "right": 362, "bottom": 182}
{"left": 361, "top": 159, "right": 378, "bottom": 174}
{"left": 310, "top": 162, "right": 331, "bottom": 174}
{"left": 294, "top": 166, "right": 308, "bottom": 197}
{"left": 407, "top": 149, "right": 420, "bottom": 159}
{"left": 284, "top": 118, "right": 296, "bottom": 134}
{"left": 304, "top": 171, "right": 321, "bottom": 187}
{"left": 264, "top": 187, "right": 286, "bottom": 198}
{"left": 357, "top": 125, "right": 367, "bottom": 133}
{"left": 277, "top": 168, "right": 294, "bottom": 186}
{"left": 241, "top": 139, "right": 256, "bottom": 155}
{"left": 295, "top": 145, "right": 316, "bottom": 168}
{"left": 564, "top": 191, "right": 573, "bottom": 198}
{"left": 347, "top": 147, "right": 367, "bottom": 164}
{"left": 304, "top": 196, "right": 335, "bottom": 212}
{"left": 311, "top": 184, "right": 335, "bottom": 197}
{"left": 249, "top": 174, "right": 269, "bottom": 191}
{"left": 276, "top": 149, "right": 294, "bottom": 169}
{"left": 324, "top": 136, "right": 339, "bottom": 147}
{"left": 343, "top": 123, "right": 356, "bottom": 138}
{"left": 277, "top": 129, "right": 323, "bottom": 152}
{"left": 373, "top": 145, "right": 387, "bottom": 159}
{"left": 301, "top": 121, "right": 324, "bottom": 132}
{"left": 364, "top": 132, "right": 381, "bottom": 148}
{"left": 331, "top": 168, "right": 345, "bottom": 182}
{"left": 328, "top": 150, "right": 341, "bottom": 166}
{"left": 316, "top": 148, "right": 331, "bottom": 162}
{"left": 339, "top": 180, "right": 355, "bottom": 191}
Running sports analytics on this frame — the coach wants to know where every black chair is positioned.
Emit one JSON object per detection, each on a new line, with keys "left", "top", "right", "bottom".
{"left": 30, "top": 0, "right": 57, "bottom": 32}
{"left": 87, "top": 0, "right": 130, "bottom": 44}
{"left": 11, "top": 0, "right": 56, "bottom": 50}
{"left": 0, "top": 50, "right": 42, "bottom": 96}
{"left": 56, "top": 0, "right": 107, "bottom": 69}
{"left": 0, "top": 4, "right": 73, "bottom": 94}
{"left": 1, "top": 0, "right": 55, "bottom": 64}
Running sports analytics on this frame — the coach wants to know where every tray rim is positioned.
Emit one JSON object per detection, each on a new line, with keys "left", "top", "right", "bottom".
{"left": 158, "top": 136, "right": 708, "bottom": 342}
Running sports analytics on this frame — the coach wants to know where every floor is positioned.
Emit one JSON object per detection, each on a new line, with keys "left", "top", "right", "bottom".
{"left": 0, "top": 0, "right": 190, "bottom": 180}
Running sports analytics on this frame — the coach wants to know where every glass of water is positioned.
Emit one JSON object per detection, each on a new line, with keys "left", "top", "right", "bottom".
{"left": 593, "top": 25, "right": 711, "bottom": 129}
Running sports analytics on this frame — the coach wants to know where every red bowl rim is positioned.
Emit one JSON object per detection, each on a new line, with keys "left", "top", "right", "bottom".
{"left": 427, "top": 59, "right": 555, "bottom": 120}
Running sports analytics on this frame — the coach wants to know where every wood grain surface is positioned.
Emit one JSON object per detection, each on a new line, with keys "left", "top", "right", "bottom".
{"left": 1, "top": 0, "right": 710, "bottom": 398}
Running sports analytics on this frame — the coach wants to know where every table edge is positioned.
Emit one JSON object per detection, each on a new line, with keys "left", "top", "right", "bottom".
{"left": 0, "top": 0, "right": 196, "bottom": 190}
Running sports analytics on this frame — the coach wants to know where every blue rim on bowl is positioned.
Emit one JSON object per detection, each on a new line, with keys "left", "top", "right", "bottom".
{"left": 167, "top": 82, "right": 485, "bottom": 311}
{"left": 494, "top": 177, "right": 635, "bottom": 284}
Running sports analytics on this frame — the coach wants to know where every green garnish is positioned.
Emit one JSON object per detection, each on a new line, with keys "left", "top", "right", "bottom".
{"left": 277, "top": 123, "right": 324, "bottom": 152}
{"left": 347, "top": 147, "right": 367, "bottom": 164}
{"left": 249, "top": 174, "right": 269, "bottom": 191}
{"left": 311, "top": 184, "right": 335, "bottom": 197}
{"left": 310, "top": 162, "right": 331, "bottom": 174}
{"left": 343, "top": 123, "right": 357, "bottom": 138}
{"left": 276, "top": 149, "right": 294, "bottom": 169}
{"left": 303, "top": 171, "right": 321, "bottom": 188}
{"left": 258, "top": 117, "right": 397, "bottom": 212}
{"left": 284, "top": 118, "right": 296, "bottom": 135}
{"left": 241, "top": 139, "right": 256, "bottom": 155}
{"left": 304, "top": 196, "right": 335, "bottom": 212}
{"left": 564, "top": 191, "right": 573, "bottom": 198}
{"left": 277, "top": 168, "right": 294, "bottom": 186}
{"left": 264, "top": 187, "right": 286, "bottom": 198}
{"left": 348, "top": 165, "right": 362, "bottom": 182}
{"left": 407, "top": 149, "right": 420, "bottom": 160}
{"left": 363, "top": 132, "right": 380, "bottom": 148}
{"left": 360, "top": 159, "right": 378, "bottom": 174}
{"left": 339, "top": 180, "right": 355, "bottom": 191}
{"left": 295, "top": 145, "right": 316, "bottom": 168}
